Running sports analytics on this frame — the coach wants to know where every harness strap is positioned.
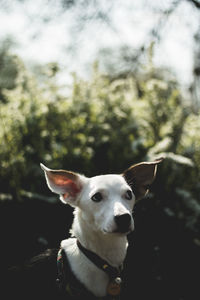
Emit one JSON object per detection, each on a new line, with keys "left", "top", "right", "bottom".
{"left": 77, "top": 240, "right": 122, "bottom": 279}
{"left": 56, "top": 243, "right": 122, "bottom": 299}
{"left": 77, "top": 240, "right": 122, "bottom": 299}
{"left": 57, "top": 248, "right": 106, "bottom": 299}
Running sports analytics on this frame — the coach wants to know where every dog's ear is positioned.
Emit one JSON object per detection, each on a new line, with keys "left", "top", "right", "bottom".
{"left": 123, "top": 158, "right": 163, "bottom": 201}
{"left": 40, "top": 163, "right": 86, "bottom": 206}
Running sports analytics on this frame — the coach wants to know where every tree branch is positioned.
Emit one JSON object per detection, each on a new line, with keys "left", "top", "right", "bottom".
{"left": 187, "top": 0, "right": 200, "bottom": 9}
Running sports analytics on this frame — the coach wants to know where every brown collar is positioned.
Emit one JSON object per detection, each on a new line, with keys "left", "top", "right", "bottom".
{"left": 77, "top": 240, "right": 123, "bottom": 298}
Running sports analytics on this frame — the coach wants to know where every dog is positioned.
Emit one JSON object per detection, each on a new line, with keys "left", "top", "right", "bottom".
{"left": 3, "top": 158, "right": 162, "bottom": 300}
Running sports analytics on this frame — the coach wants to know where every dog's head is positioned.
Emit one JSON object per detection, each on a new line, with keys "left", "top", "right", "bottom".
{"left": 41, "top": 158, "right": 163, "bottom": 235}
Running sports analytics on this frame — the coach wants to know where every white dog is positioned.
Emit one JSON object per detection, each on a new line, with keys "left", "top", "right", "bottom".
{"left": 41, "top": 158, "right": 162, "bottom": 299}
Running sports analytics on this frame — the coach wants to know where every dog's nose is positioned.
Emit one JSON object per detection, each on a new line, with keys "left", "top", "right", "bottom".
{"left": 114, "top": 213, "right": 131, "bottom": 233}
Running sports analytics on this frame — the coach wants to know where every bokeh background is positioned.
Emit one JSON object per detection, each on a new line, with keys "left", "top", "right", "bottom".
{"left": 0, "top": 1, "right": 200, "bottom": 299}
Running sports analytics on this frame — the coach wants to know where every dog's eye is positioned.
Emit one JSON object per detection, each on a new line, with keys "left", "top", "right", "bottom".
{"left": 91, "top": 192, "right": 103, "bottom": 202}
{"left": 125, "top": 190, "right": 133, "bottom": 200}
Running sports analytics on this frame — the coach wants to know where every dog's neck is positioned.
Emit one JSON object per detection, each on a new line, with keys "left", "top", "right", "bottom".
{"left": 71, "top": 207, "right": 128, "bottom": 267}
{"left": 61, "top": 207, "right": 128, "bottom": 297}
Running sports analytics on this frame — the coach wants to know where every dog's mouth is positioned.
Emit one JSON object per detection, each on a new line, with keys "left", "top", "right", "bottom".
{"left": 103, "top": 228, "right": 132, "bottom": 236}
{"left": 114, "top": 228, "right": 133, "bottom": 235}
{"left": 102, "top": 217, "right": 134, "bottom": 236}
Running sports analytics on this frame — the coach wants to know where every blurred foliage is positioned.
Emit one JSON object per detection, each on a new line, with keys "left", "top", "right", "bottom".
{"left": 0, "top": 39, "right": 20, "bottom": 102}
{"left": 0, "top": 42, "right": 200, "bottom": 236}
{"left": 0, "top": 39, "right": 200, "bottom": 300}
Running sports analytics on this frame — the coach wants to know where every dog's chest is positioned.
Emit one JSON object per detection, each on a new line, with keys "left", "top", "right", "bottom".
{"left": 60, "top": 238, "right": 109, "bottom": 298}
{"left": 61, "top": 239, "right": 121, "bottom": 299}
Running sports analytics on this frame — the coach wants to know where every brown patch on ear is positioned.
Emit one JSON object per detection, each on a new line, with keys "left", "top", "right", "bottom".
{"left": 123, "top": 158, "right": 163, "bottom": 201}
{"left": 47, "top": 170, "right": 81, "bottom": 198}
{"left": 40, "top": 164, "right": 82, "bottom": 201}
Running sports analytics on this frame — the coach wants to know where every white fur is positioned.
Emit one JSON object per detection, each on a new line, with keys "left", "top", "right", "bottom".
{"left": 62, "top": 174, "right": 134, "bottom": 297}
{"left": 41, "top": 159, "right": 162, "bottom": 297}
{"left": 42, "top": 168, "right": 135, "bottom": 297}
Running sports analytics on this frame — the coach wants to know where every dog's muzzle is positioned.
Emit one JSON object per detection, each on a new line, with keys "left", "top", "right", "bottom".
{"left": 114, "top": 213, "right": 132, "bottom": 233}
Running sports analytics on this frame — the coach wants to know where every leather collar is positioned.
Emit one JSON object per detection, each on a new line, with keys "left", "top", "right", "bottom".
{"left": 57, "top": 240, "right": 123, "bottom": 299}
{"left": 77, "top": 240, "right": 122, "bottom": 279}
{"left": 77, "top": 240, "right": 123, "bottom": 298}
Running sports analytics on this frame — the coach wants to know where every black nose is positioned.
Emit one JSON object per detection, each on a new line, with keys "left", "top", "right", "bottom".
{"left": 114, "top": 213, "right": 131, "bottom": 233}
